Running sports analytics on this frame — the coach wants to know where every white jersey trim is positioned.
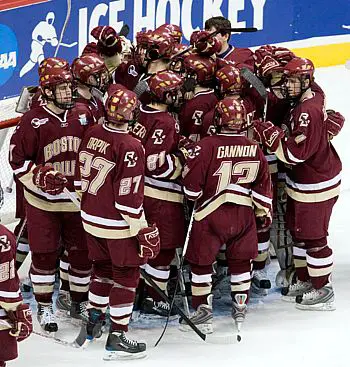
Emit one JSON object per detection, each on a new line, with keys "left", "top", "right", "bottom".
{"left": 81, "top": 210, "right": 129, "bottom": 227}
{"left": 286, "top": 172, "right": 341, "bottom": 191}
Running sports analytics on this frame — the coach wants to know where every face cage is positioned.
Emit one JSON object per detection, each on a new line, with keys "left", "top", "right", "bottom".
{"left": 46, "top": 84, "right": 75, "bottom": 110}
{"left": 279, "top": 74, "right": 310, "bottom": 100}
{"left": 169, "top": 58, "right": 186, "bottom": 76}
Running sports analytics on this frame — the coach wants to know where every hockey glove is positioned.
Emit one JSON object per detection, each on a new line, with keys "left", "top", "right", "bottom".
{"left": 326, "top": 109, "right": 345, "bottom": 139}
{"left": 32, "top": 164, "right": 67, "bottom": 195}
{"left": 7, "top": 303, "right": 33, "bottom": 342}
{"left": 137, "top": 224, "right": 160, "bottom": 260}
{"left": 253, "top": 120, "right": 284, "bottom": 152}
{"left": 175, "top": 136, "right": 196, "bottom": 165}
{"left": 256, "top": 215, "right": 272, "bottom": 233}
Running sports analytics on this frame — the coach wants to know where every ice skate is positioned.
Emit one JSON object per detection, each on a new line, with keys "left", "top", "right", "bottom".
{"left": 69, "top": 301, "right": 89, "bottom": 324}
{"left": 180, "top": 295, "right": 213, "bottom": 334}
{"left": 55, "top": 290, "right": 71, "bottom": 317}
{"left": 141, "top": 297, "right": 177, "bottom": 318}
{"left": 281, "top": 279, "right": 312, "bottom": 302}
{"left": 232, "top": 294, "right": 247, "bottom": 333}
{"left": 73, "top": 308, "right": 104, "bottom": 348}
{"left": 37, "top": 303, "right": 58, "bottom": 333}
{"left": 275, "top": 267, "right": 296, "bottom": 288}
{"left": 295, "top": 283, "right": 336, "bottom": 311}
{"left": 251, "top": 268, "right": 271, "bottom": 296}
{"left": 103, "top": 331, "right": 146, "bottom": 360}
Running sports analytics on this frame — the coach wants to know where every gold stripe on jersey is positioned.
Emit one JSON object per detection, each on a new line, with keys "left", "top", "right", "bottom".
{"left": 24, "top": 191, "right": 79, "bottom": 212}
{"left": 144, "top": 186, "right": 184, "bottom": 203}
{"left": 194, "top": 192, "right": 253, "bottom": 221}
{"left": 0, "top": 301, "right": 22, "bottom": 312}
{"left": 286, "top": 185, "right": 340, "bottom": 203}
{"left": 82, "top": 222, "right": 133, "bottom": 239}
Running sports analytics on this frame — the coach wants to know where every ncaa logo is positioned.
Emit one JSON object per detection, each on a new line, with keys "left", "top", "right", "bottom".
{"left": 0, "top": 24, "right": 18, "bottom": 86}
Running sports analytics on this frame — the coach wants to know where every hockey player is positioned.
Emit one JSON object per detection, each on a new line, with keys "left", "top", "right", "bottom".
{"left": 181, "top": 97, "right": 272, "bottom": 333}
{"left": 0, "top": 221, "right": 32, "bottom": 367}
{"left": 130, "top": 70, "right": 186, "bottom": 317}
{"left": 116, "top": 29, "right": 175, "bottom": 105}
{"left": 75, "top": 87, "right": 160, "bottom": 359}
{"left": 253, "top": 57, "right": 341, "bottom": 310}
{"left": 71, "top": 53, "right": 109, "bottom": 124}
{"left": 204, "top": 16, "right": 254, "bottom": 69}
{"left": 178, "top": 54, "right": 218, "bottom": 142}
{"left": 9, "top": 64, "right": 94, "bottom": 332}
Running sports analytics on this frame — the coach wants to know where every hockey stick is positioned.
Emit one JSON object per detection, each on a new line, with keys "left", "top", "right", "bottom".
{"left": 118, "top": 24, "right": 130, "bottom": 38}
{"left": 54, "top": 0, "right": 72, "bottom": 57}
{"left": 240, "top": 67, "right": 268, "bottom": 122}
{"left": 140, "top": 268, "right": 235, "bottom": 344}
{"left": 63, "top": 187, "right": 81, "bottom": 209}
{"left": 171, "top": 27, "right": 258, "bottom": 60}
{"left": 154, "top": 207, "right": 196, "bottom": 346}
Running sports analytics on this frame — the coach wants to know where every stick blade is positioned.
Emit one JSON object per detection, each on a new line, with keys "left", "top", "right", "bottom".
{"left": 204, "top": 333, "right": 237, "bottom": 344}
{"left": 119, "top": 24, "right": 130, "bottom": 37}
{"left": 240, "top": 68, "right": 268, "bottom": 98}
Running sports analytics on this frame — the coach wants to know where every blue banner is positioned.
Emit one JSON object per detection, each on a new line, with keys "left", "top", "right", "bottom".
{"left": 0, "top": 0, "right": 349, "bottom": 100}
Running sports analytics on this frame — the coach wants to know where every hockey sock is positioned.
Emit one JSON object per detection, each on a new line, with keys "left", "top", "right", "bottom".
{"left": 228, "top": 259, "right": 251, "bottom": 302}
{"left": 293, "top": 245, "right": 309, "bottom": 281}
{"left": 109, "top": 266, "right": 139, "bottom": 332}
{"left": 253, "top": 230, "right": 270, "bottom": 270}
{"left": 190, "top": 264, "right": 212, "bottom": 309}
{"left": 59, "top": 250, "right": 70, "bottom": 292}
{"left": 31, "top": 252, "right": 57, "bottom": 304}
{"left": 88, "top": 261, "right": 113, "bottom": 313}
{"left": 68, "top": 249, "right": 91, "bottom": 303}
{"left": 144, "top": 249, "right": 176, "bottom": 302}
{"left": 306, "top": 244, "right": 333, "bottom": 289}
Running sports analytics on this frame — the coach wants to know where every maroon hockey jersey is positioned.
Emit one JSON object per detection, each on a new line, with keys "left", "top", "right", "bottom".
{"left": 0, "top": 225, "right": 23, "bottom": 330}
{"left": 76, "top": 124, "right": 147, "bottom": 239}
{"left": 178, "top": 89, "right": 218, "bottom": 142}
{"left": 75, "top": 95, "right": 105, "bottom": 125}
{"left": 273, "top": 88, "right": 342, "bottom": 203}
{"left": 218, "top": 46, "right": 255, "bottom": 71}
{"left": 9, "top": 104, "right": 95, "bottom": 212}
{"left": 113, "top": 61, "right": 152, "bottom": 105}
{"left": 183, "top": 133, "right": 272, "bottom": 221}
{"left": 130, "top": 105, "right": 183, "bottom": 204}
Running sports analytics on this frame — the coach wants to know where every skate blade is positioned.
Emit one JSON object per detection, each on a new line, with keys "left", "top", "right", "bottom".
{"left": 295, "top": 302, "right": 336, "bottom": 311}
{"left": 103, "top": 350, "right": 147, "bottom": 361}
{"left": 281, "top": 295, "right": 297, "bottom": 303}
{"left": 250, "top": 284, "right": 268, "bottom": 297}
{"left": 139, "top": 313, "right": 178, "bottom": 321}
{"left": 179, "top": 323, "right": 213, "bottom": 334}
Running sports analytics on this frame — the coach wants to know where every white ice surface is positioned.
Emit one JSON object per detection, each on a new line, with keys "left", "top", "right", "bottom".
{"left": 5, "top": 64, "right": 350, "bottom": 367}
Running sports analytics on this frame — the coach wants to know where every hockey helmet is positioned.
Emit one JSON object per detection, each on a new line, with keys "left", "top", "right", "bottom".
{"left": 105, "top": 88, "right": 139, "bottom": 125}
{"left": 90, "top": 26, "right": 123, "bottom": 57}
{"left": 156, "top": 24, "right": 183, "bottom": 44}
{"left": 183, "top": 54, "right": 216, "bottom": 85}
{"left": 39, "top": 68, "right": 75, "bottom": 109}
{"left": 215, "top": 65, "right": 244, "bottom": 96}
{"left": 190, "top": 30, "right": 222, "bottom": 56}
{"left": 280, "top": 57, "right": 315, "bottom": 99}
{"left": 148, "top": 70, "right": 183, "bottom": 104}
{"left": 38, "top": 57, "right": 70, "bottom": 77}
{"left": 214, "top": 97, "right": 247, "bottom": 133}
{"left": 71, "top": 54, "right": 110, "bottom": 92}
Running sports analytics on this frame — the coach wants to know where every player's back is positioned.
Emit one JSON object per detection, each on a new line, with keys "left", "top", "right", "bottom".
{"left": 78, "top": 124, "right": 145, "bottom": 234}
{"left": 200, "top": 134, "right": 267, "bottom": 201}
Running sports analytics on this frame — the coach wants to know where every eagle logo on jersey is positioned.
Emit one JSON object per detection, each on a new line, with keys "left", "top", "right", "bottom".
{"left": 0, "top": 235, "right": 11, "bottom": 252}
{"left": 31, "top": 117, "right": 49, "bottom": 128}
{"left": 124, "top": 151, "right": 138, "bottom": 167}
{"left": 152, "top": 129, "right": 166, "bottom": 145}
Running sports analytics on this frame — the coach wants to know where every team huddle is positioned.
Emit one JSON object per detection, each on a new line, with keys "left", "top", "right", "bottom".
{"left": 0, "top": 15, "right": 345, "bottom": 364}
